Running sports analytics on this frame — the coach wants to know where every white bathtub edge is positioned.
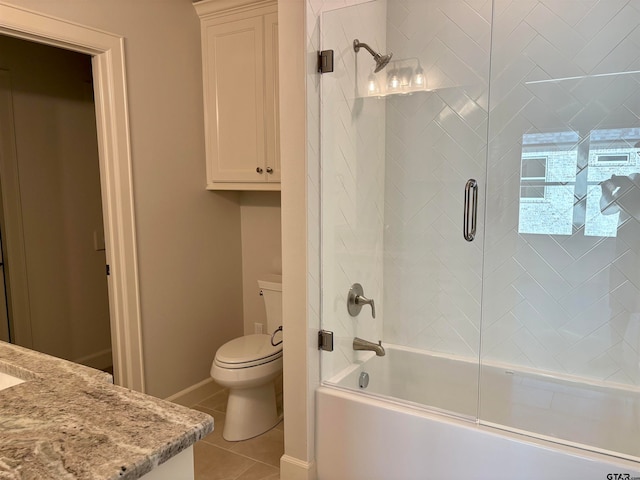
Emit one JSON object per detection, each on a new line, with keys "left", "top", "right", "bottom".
{"left": 316, "top": 386, "right": 640, "bottom": 480}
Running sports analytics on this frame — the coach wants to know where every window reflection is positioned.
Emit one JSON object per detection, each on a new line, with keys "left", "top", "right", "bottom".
{"left": 518, "top": 131, "right": 577, "bottom": 235}
{"left": 518, "top": 128, "right": 640, "bottom": 237}
{"left": 520, "top": 157, "right": 547, "bottom": 199}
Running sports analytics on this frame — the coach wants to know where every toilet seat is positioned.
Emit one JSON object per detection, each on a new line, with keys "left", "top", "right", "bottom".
{"left": 215, "top": 334, "right": 282, "bottom": 369}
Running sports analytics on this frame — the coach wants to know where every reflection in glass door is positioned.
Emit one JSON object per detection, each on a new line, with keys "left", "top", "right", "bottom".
{"left": 317, "top": 0, "right": 640, "bottom": 462}
{"left": 481, "top": 0, "right": 640, "bottom": 459}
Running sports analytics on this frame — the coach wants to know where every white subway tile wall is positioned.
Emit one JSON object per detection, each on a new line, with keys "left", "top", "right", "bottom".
{"left": 484, "top": 0, "right": 640, "bottom": 386}
{"left": 382, "top": 0, "right": 489, "bottom": 366}
{"left": 311, "top": 0, "right": 640, "bottom": 389}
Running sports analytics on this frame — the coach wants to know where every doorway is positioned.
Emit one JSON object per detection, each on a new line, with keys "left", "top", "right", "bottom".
{"left": 0, "top": 3, "right": 144, "bottom": 391}
{"left": 0, "top": 35, "right": 112, "bottom": 371}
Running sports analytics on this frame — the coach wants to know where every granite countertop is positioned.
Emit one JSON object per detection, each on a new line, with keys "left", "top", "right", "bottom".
{"left": 0, "top": 341, "right": 213, "bottom": 479}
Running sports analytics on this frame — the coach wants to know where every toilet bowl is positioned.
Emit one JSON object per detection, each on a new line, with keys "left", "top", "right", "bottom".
{"left": 210, "top": 275, "right": 282, "bottom": 441}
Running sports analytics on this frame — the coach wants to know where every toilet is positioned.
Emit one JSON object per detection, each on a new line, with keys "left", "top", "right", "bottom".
{"left": 210, "top": 275, "right": 283, "bottom": 441}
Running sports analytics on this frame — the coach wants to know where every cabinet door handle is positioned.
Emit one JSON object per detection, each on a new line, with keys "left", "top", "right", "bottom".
{"left": 266, "top": 167, "right": 273, "bottom": 174}
{"left": 256, "top": 167, "right": 264, "bottom": 174}
{"left": 463, "top": 179, "right": 478, "bottom": 242}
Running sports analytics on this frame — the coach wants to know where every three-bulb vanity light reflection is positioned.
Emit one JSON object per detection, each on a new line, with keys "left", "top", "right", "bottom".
{"left": 366, "top": 59, "right": 427, "bottom": 97}
{"left": 352, "top": 39, "right": 427, "bottom": 97}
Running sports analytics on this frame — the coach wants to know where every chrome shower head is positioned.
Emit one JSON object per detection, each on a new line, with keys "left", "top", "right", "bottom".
{"left": 374, "top": 53, "right": 393, "bottom": 73}
{"left": 353, "top": 39, "right": 393, "bottom": 73}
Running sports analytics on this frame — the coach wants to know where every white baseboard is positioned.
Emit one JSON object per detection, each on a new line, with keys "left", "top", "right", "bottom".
{"left": 73, "top": 348, "right": 112, "bottom": 370}
{"left": 280, "top": 455, "right": 317, "bottom": 480}
{"left": 164, "top": 377, "right": 224, "bottom": 407}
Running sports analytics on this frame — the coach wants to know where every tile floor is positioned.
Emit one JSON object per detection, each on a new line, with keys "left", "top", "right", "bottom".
{"left": 191, "top": 387, "right": 283, "bottom": 480}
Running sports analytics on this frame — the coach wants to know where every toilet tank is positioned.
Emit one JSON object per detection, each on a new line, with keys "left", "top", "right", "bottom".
{"left": 258, "top": 275, "right": 282, "bottom": 333}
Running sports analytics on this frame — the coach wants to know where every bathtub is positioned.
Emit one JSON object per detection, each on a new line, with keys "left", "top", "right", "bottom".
{"left": 316, "top": 345, "right": 640, "bottom": 479}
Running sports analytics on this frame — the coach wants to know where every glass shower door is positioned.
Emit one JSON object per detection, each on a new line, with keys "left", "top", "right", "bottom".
{"left": 319, "top": 0, "right": 492, "bottom": 420}
{"left": 481, "top": 0, "right": 640, "bottom": 460}
{"left": 319, "top": 0, "right": 390, "bottom": 393}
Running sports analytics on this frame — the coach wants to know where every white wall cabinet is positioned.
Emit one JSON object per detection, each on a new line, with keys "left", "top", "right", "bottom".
{"left": 195, "top": 0, "right": 279, "bottom": 191}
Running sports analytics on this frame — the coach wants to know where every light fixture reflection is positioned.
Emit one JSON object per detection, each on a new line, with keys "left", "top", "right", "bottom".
{"left": 367, "top": 74, "right": 380, "bottom": 96}
{"left": 413, "top": 63, "right": 425, "bottom": 88}
{"left": 388, "top": 70, "right": 401, "bottom": 92}
{"left": 360, "top": 57, "right": 428, "bottom": 97}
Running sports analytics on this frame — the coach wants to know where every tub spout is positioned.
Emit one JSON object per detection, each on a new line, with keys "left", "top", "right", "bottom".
{"left": 353, "top": 337, "right": 385, "bottom": 356}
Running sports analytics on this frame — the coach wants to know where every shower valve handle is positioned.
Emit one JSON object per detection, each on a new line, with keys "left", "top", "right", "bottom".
{"left": 356, "top": 294, "right": 376, "bottom": 318}
{"left": 348, "top": 283, "right": 376, "bottom": 318}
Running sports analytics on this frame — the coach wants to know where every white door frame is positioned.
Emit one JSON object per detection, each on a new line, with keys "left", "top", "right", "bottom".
{"left": 0, "top": 2, "right": 145, "bottom": 392}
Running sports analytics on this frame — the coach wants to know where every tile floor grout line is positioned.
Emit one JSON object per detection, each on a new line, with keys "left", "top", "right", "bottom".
{"left": 194, "top": 404, "right": 227, "bottom": 414}
{"left": 229, "top": 459, "right": 257, "bottom": 480}
{"left": 199, "top": 435, "right": 282, "bottom": 472}
{"left": 200, "top": 437, "right": 237, "bottom": 452}
{"left": 228, "top": 448, "right": 281, "bottom": 470}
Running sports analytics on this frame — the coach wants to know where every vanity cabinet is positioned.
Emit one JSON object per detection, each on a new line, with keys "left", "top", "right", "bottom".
{"left": 195, "top": 0, "right": 280, "bottom": 191}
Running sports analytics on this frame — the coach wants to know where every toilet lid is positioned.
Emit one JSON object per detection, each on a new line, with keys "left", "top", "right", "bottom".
{"left": 215, "top": 334, "right": 282, "bottom": 368}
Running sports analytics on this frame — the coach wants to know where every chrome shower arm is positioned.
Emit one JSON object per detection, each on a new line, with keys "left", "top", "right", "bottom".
{"left": 353, "top": 39, "right": 392, "bottom": 72}
{"left": 353, "top": 39, "right": 377, "bottom": 58}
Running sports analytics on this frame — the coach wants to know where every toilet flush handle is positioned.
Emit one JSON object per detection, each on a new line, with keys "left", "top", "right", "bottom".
{"left": 271, "top": 326, "right": 283, "bottom": 346}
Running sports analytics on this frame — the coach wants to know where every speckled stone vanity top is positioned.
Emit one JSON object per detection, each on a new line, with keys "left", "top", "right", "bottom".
{"left": 0, "top": 341, "right": 213, "bottom": 479}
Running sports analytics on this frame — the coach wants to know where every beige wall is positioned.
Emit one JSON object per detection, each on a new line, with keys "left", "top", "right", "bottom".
{"left": 240, "top": 191, "right": 282, "bottom": 335}
{"left": 0, "top": 35, "right": 111, "bottom": 368}
{"left": 3, "top": 0, "right": 245, "bottom": 399}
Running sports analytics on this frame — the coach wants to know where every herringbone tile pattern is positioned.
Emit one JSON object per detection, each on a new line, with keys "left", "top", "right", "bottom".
{"left": 382, "top": 0, "right": 491, "bottom": 362}
{"left": 483, "top": 0, "right": 640, "bottom": 385}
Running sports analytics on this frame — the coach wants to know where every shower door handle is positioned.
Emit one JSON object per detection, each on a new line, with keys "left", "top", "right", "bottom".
{"left": 463, "top": 179, "right": 478, "bottom": 242}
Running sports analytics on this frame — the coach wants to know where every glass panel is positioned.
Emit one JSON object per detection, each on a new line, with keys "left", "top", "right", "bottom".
{"left": 319, "top": 0, "right": 388, "bottom": 393}
{"left": 481, "top": 0, "right": 640, "bottom": 460}
{"left": 320, "top": 0, "right": 491, "bottom": 420}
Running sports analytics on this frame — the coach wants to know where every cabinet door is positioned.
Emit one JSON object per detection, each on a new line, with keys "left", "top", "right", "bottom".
{"left": 264, "top": 12, "right": 280, "bottom": 183}
{"left": 202, "top": 16, "right": 266, "bottom": 183}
